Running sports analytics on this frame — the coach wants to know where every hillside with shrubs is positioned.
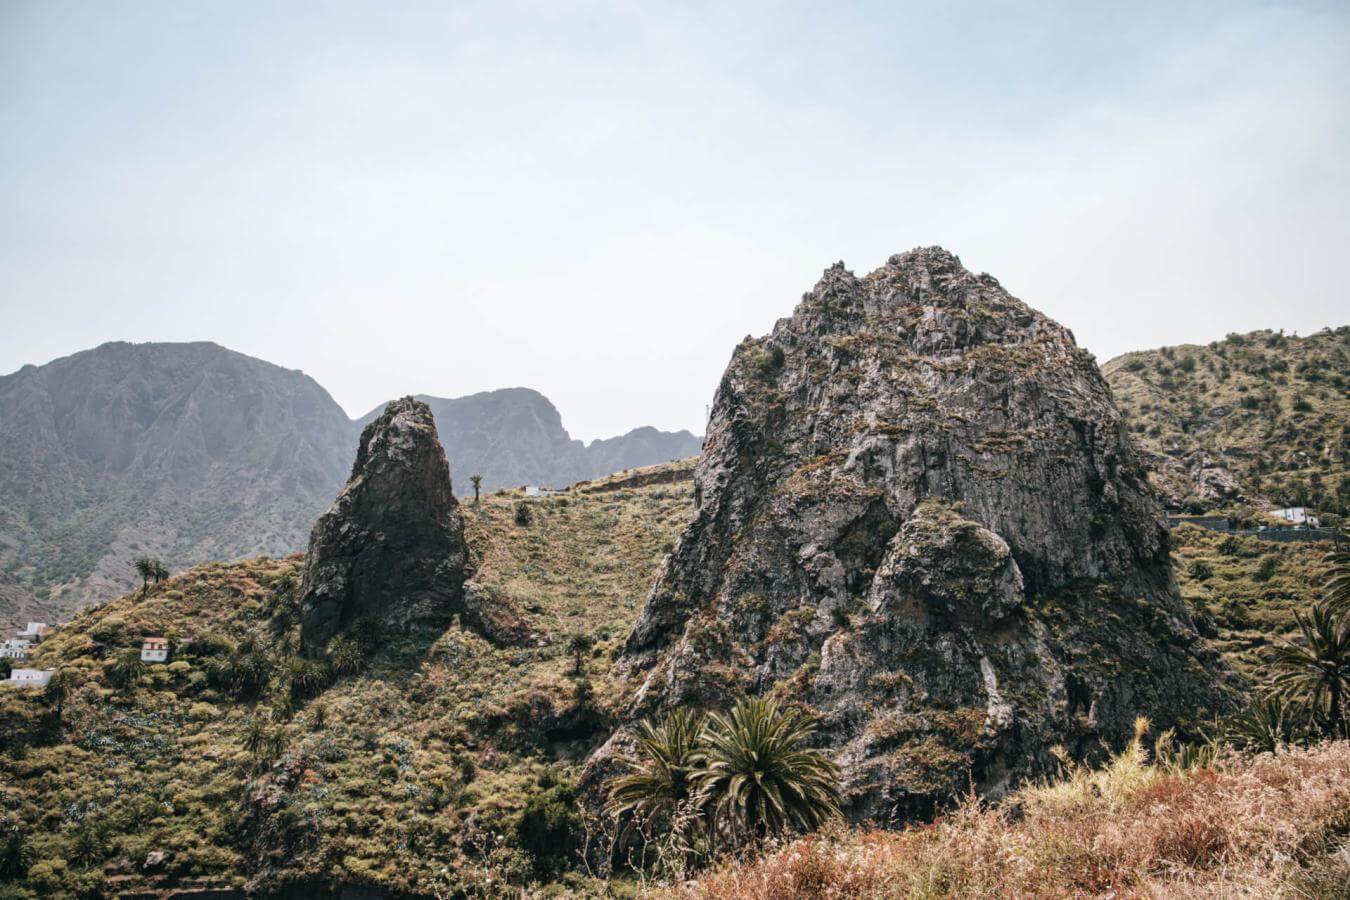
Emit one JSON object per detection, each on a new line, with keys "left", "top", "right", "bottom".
{"left": 3, "top": 469, "right": 1348, "bottom": 896}
{"left": 1103, "top": 326, "right": 1348, "bottom": 515}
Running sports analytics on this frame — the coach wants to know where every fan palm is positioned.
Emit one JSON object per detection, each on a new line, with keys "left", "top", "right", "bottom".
{"left": 470, "top": 474, "right": 483, "bottom": 505}
{"left": 608, "top": 707, "right": 708, "bottom": 826}
{"left": 1273, "top": 603, "right": 1350, "bottom": 737}
{"left": 692, "top": 697, "right": 841, "bottom": 843}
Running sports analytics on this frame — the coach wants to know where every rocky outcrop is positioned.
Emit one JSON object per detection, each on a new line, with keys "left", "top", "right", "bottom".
{"left": 594, "top": 247, "right": 1237, "bottom": 821}
{"left": 299, "top": 397, "right": 469, "bottom": 655}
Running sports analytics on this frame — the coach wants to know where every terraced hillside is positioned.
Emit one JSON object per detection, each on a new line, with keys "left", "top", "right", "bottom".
{"left": 1103, "top": 326, "right": 1348, "bottom": 514}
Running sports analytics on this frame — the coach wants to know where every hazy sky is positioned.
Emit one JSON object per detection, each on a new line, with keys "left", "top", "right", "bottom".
{"left": 2, "top": 1, "right": 1347, "bottom": 440}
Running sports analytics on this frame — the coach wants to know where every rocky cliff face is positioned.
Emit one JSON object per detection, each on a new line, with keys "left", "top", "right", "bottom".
{"left": 355, "top": 390, "right": 703, "bottom": 492}
{"left": 299, "top": 397, "right": 469, "bottom": 655}
{"left": 599, "top": 247, "right": 1237, "bottom": 820}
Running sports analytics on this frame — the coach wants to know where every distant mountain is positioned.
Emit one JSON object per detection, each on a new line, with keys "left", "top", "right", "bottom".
{"left": 354, "top": 391, "right": 703, "bottom": 492}
{"left": 1103, "top": 326, "right": 1348, "bottom": 513}
{"left": 0, "top": 343, "right": 702, "bottom": 626}
{"left": 0, "top": 341, "right": 356, "bottom": 623}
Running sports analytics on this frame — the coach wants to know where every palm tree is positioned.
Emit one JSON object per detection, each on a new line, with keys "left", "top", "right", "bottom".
{"left": 1273, "top": 603, "right": 1350, "bottom": 737}
{"left": 608, "top": 708, "right": 709, "bottom": 827}
{"left": 43, "top": 669, "right": 78, "bottom": 723}
{"left": 108, "top": 648, "right": 146, "bottom": 692}
{"left": 1323, "top": 537, "right": 1350, "bottom": 616}
{"left": 470, "top": 474, "right": 483, "bottom": 505}
{"left": 692, "top": 697, "right": 841, "bottom": 844}
{"left": 151, "top": 561, "right": 169, "bottom": 584}
{"left": 567, "top": 632, "right": 594, "bottom": 675}
{"left": 133, "top": 557, "right": 156, "bottom": 593}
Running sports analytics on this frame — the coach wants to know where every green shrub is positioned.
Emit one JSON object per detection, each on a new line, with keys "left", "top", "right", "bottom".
{"left": 513, "top": 779, "right": 583, "bottom": 880}
{"left": 1188, "top": 559, "right": 1214, "bottom": 582}
{"left": 1254, "top": 555, "right": 1280, "bottom": 583}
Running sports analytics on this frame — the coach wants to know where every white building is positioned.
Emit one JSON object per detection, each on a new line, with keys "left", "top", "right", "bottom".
{"left": 1274, "top": 507, "right": 1320, "bottom": 527}
{"left": 17, "top": 622, "right": 50, "bottom": 643}
{"left": 8, "top": 668, "right": 52, "bottom": 687}
{"left": 141, "top": 636, "right": 170, "bottom": 663}
{"left": 524, "top": 485, "right": 558, "bottom": 498}
{"left": 0, "top": 639, "right": 31, "bottom": 660}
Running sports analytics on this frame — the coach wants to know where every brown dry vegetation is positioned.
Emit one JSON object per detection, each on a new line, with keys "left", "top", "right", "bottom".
{"left": 678, "top": 737, "right": 1350, "bottom": 899}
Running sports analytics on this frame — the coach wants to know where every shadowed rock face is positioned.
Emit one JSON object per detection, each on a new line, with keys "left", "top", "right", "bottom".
{"left": 592, "top": 247, "right": 1238, "bottom": 821}
{"left": 299, "top": 397, "right": 468, "bottom": 655}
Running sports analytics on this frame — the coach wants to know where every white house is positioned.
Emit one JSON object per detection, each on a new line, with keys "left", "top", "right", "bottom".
{"left": 524, "top": 485, "right": 558, "bottom": 498}
{"left": 17, "top": 622, "right": 50, "bottom": 643}
{"left": 0, "top": 639, "right": 31, "bottom": 660}
{"left": 141, "top": 636, "right": 170, "bottom": 663}
{"left": 1274, "top": 507, "right": 1321, "bottom": 527}
{"left": 8, "top": 669, "right": 52, "bottom": 688}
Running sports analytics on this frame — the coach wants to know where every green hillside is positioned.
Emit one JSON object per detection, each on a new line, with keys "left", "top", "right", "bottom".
{"left": 3, "top": 455, "right": 1340, "bottom": 898}
{"left": 1103, "top": 326, "right": 1348, "bottom": 516}
{"left": 1, "top": 469, "right": 693, "bottom": 897}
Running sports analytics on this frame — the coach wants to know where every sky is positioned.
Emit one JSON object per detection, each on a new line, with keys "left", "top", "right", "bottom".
{"left": 1, "top": 1, "right": 1347, "bottom": 441}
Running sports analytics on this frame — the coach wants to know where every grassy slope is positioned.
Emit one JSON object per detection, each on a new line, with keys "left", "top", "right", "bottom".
{"left": 680, "top": 737, "right": 1350, "bottom": 899}
{"left": 2, "top": 468, "right": 693, "bottom": 898}
{"left": 1102, "top": 326, "right": 1349, "bottom": 514}
{"left": 1171, "top": 524, "right": 1334, "bottom": 689}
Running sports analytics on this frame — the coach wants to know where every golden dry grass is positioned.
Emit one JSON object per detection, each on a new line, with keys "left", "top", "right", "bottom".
{"left": 676, "top": 739, "right": 1350, "bottom": 899}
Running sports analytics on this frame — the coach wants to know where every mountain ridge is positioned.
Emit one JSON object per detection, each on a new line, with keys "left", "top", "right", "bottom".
{"left": 0, "top": 344, "right": 701, "bottom": 629}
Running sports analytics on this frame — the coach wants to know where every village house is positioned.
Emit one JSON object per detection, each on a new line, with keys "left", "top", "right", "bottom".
{"left": 0, "top": 639, "right": 32, "bottom": 660}
{"left": 17, "top": 622, "right": 51, "bottom": 643}
{"left": 141, "top": 636, "right": 170, "bottom": 663}
{"left": 524, "top": 485, "right": 558, "bottom": 498}
{"left": 1273, "top": 507, "right": 1321, "bottom": 527}
{"left": 8, "top": 668, "right": 52, "bottom": 688}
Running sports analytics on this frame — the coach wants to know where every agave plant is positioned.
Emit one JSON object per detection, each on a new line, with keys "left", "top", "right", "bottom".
{"left": 1225, "top": 693, "right": 1304, "bottom": 752}
{"left": 608, "top": 707, "right": 708, "bottom": 826}
{"left": 1273, "top": 603, "right": 1350, "bottom": 737}
{"left": 692, "top": 697, "right": 841, "bottom": 844}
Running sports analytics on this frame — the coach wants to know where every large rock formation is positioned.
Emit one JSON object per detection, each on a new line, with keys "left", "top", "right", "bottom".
{"left": 597, "top": 247, "right": 1237, "bottom": 821}
{"left": 299, "top": 397, "right": 469, "bottom": 655}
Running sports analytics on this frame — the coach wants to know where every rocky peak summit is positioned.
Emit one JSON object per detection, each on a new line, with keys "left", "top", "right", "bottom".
{"left": 595, "top": 247, "right": 1236, "bottom": 820}
{"left": 299, "top": 396, "right": 469, "bottom": 655}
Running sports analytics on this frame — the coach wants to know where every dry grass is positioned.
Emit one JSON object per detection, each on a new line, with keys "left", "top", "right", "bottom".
{"left": 676, "top": 737, "right": 1350, "bottom": 899}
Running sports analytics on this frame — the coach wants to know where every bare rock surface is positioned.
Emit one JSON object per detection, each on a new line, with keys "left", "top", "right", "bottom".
{"left": 299, "top": 397, "right": 469, "bottom": 655}
{"left": 592, "top": 247, "right": 1237, "bottom": 821}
